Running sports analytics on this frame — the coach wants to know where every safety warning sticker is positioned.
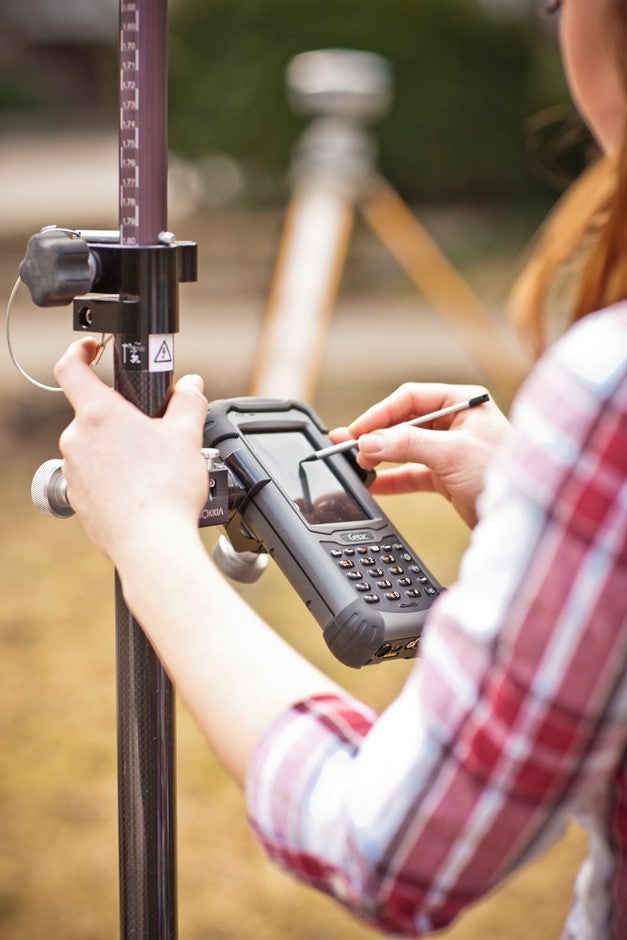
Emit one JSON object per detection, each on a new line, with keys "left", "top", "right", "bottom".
{"left": 148, "top": 334, "right": 174, "bottom": 373}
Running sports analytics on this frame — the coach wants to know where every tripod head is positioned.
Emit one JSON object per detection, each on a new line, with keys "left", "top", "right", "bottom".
{"left": 283, "top": 49, "right": 393, "bottom": 205}
{"left": 287, "top": 49, "right": 392, "bottom": 126}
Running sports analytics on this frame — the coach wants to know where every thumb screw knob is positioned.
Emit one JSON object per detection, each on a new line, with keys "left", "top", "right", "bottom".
{"left": 31, "top": 459, "right": 74, "bottom": 518}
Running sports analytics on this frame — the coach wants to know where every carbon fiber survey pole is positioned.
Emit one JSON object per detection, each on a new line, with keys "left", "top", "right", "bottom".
{"left": 116, "top": 1, "right": 177, "bottom": 936}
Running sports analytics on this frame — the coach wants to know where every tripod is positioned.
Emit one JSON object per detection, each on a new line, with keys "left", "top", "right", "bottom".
{"left": 249, "top": 49, "right": 529, "bottom": 406}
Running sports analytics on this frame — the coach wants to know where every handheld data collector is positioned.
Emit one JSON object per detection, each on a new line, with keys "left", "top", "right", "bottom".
{"left": 203, "top": 397, "right": 443, "bottom": 667}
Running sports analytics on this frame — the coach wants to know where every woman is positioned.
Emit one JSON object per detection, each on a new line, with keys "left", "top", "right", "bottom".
{"left": 54, "top": 1, "right": 627, "bottom": 936}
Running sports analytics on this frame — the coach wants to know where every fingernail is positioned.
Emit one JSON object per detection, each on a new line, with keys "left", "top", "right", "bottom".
{"left": 176, "top": 374, "right": 204, "bottom": 392}
{"left": 359, "top": 431, "right": 385, "bottom": 456}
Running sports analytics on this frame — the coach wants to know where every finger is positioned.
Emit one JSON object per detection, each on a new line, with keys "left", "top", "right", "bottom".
{"left": 327, "top": 426, "right": 352, "bottom": 444}
{"left": 348, "top": 383, "right": 452, "bottom": 437}
{"left": 348, "top": 382, "right": 487, "bottom": 438}
{"left": 358, "top": 424, "right": 458, "bottom": 472}
{"left": 54, "top": 338, "right": 107, "bottom": 410}
{"left": 163, "top": 374, "right": 208, "bottom": 438}
{"left": 368, "top": 464, "right": 436, "bottom": 497}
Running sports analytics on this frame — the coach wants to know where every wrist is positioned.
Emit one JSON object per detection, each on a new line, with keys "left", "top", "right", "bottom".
{"left": 114, "top": 512, "right": 205, "bottom": 599}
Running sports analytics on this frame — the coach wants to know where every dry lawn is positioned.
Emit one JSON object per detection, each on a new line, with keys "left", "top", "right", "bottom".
{"left": 0, "top": 400, "right": 586, "bottom": 940}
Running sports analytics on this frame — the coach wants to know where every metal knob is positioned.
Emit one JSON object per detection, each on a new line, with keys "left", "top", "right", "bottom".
{"left": 211, "top": 534, "right": 269, "bottom": 584}
{"left": 31, "top": 459, "right": 74, "bottom": 518}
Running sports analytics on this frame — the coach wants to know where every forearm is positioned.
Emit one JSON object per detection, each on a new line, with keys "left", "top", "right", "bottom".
{"left": 116, "top": 521, "right": 342, "bottom": 785}
{"left": 52, "top": 343, "right": 341, "bottom": 786}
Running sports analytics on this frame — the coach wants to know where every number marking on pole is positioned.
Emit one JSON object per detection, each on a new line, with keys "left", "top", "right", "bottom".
{"left": 120, "top": 1, "right": 140, "bottom": 245}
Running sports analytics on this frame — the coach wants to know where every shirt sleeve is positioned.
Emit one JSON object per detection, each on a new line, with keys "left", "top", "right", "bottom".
{"left": 246, "top": 306, "right": 627, "bottom": 936}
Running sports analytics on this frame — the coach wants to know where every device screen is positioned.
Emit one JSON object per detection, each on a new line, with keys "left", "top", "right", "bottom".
{"left": 246, "top": 430, "right": 369, "bottom": 525}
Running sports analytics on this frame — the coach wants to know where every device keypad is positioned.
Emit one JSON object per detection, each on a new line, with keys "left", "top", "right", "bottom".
{"left": 327, "top": 540, "right": 438, "bottom": 607}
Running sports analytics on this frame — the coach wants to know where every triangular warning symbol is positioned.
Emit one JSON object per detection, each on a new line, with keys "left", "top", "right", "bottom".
{"left": 154, "top": 340, "right": 172, "bottom": 363}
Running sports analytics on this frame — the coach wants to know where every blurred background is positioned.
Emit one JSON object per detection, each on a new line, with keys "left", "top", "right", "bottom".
{"left": 0, "top": 1, "right": 589, "bottom": 937}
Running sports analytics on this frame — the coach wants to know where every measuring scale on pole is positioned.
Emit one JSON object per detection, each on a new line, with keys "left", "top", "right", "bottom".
{"left": 117, "top": 3, "right": 178, "bottom": 937}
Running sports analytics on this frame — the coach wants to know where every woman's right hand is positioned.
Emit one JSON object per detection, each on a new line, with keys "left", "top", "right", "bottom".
{"left": 54, "top": 338, "right": 209, "bottom": 568}
{"left": 329, "top": 383, "right": 512, "bottom": 528}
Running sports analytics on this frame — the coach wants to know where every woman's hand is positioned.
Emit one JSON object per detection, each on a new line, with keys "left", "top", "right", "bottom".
{"left": 54, "top": 338, "right": 209, "bottom": 567}
{"left": 330, "top": 382, "right": 512, "bottom": 527}
{"left": 54, "top": 339, "right": 342, "bottom": 786}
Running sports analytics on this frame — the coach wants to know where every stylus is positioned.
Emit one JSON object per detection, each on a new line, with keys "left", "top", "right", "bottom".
{"left": 304, "top": 393, "right": 490, "bottom": 462}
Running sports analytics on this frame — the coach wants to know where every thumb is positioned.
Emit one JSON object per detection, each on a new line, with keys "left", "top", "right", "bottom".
{"left": 358, "top": 424, "right": 458, "bottom": 472}
{"left": 164, "top": 374, "right": 208, "bottom": 435}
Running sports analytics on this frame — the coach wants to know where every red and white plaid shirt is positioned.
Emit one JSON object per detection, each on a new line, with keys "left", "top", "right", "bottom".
{"left": 246, "top": 304, "right": 627, "bottom": 939}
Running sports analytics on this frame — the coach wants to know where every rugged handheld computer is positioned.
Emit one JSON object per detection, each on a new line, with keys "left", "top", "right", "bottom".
{"left": 203, "top": 397, "right": 442, "bottom": 668}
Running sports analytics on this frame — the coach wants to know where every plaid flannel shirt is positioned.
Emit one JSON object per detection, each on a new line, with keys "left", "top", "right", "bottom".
{"left": 246, "top": 303, "right": 627, "bottom": 938}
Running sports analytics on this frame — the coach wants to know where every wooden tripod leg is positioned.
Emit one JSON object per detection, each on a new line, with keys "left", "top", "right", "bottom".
{"left": 249, "top": 188, "right": 354, "bottom": 401}
{"left": 361, "top": 180, "right": 529, "bottom": 402}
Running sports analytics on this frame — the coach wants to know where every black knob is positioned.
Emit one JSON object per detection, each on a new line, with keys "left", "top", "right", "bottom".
{"left": 19, "top": 229, "right": 95, "bottom": 306}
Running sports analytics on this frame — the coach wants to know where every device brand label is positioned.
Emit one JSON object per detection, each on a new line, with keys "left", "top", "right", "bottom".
{"left": 200, "top": 506, "right": 226, "bottom": 520}
{"left": 340, "top": 531, "right": 374, "bottom": 543}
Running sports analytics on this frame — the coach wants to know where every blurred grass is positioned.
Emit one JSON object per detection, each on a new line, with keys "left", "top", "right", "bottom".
{"left": 0, "top": 426, "right": 586, "bottom": 939}
{"left": 0, "top": 200, "right": 585, "bottom": 937}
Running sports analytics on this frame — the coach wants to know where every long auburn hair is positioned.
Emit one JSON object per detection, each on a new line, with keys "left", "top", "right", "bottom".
{"left": 509, "top": 0, "right": 627, "bottom": 355}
